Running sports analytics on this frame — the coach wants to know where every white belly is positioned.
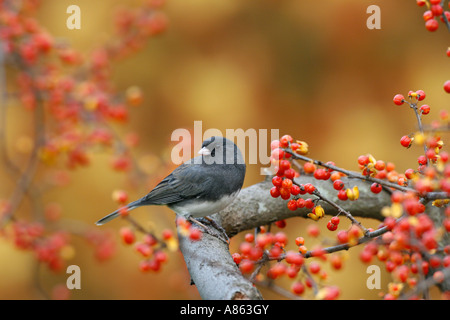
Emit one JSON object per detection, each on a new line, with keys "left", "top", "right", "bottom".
{"left": 170, "top": 191, "right": 240, "bottom": 218}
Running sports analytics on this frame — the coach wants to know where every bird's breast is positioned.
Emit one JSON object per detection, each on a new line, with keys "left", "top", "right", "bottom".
{"left": 169, "top": 190, "right": 240, "bottom": 218}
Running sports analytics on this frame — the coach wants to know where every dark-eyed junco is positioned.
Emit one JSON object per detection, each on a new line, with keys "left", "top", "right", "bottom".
{"left": 95, "top": 136, "right": 246, "bottom": 237}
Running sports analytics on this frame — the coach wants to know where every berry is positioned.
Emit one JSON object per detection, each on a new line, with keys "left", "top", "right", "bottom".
{"left": 280, "top": 135, "right": 293, "bottom": 147}
{"left": 333, "top": 179, "right": 344, "bottom": 190}
{"left": 358, "top": 155, "right": 370, "bottom": 166}
{"left": 370, "top": 183, "right": 382, "bottom": 194}
{"left": 420, "top": 105, "right": 430, "bottom": 115}
{"left": 444, "top": 80, "right": 450, "bottom": 93}
{"left": 418, "top": 155, "right": 427, "bottom": 165}
{"left": 270, "top": 186, "right": 280, "bottom": 198}
{"left": 271, "top": 148, "right": 285, "bottom": 160}
{"left": 425, "top": 19, "right": 439, "bottom": 32}
{"left": 337, "top": 230, "right": 349, "bottom": 244}
{"left": 291, "top": 281, "right": 305, "bottom": 295}
{"left": 239, "top": 260, "right": 254, "bottom": 274}
{"left": 295, "top": 236, "right": 305, "bottom": 246}
{"left": 282, "top": 178, "right": 293, "bottom": 189}
{"left": 303, "top": 162, "right": 316, "bottom": 174}
{"left": 331, "top": 216, "right": 340, "bottom": 225}
{"left": 119, "top": 227, "right": 135, "bottom": 245}
{"left": 416, "top": 90, "right": 426, "bottom": 101}
{"left": 431, "top": 4, "right": 443, "bottom": 16}
{"left": 423, "top": 10, "right": 433, "bottom": 21}
{"left": 272, "top": 176, "right": 282, "bottom": 187}
{"left": 304, "top": 183, "right": 316, "bottom": 194}
{"left": 400, "top": 135, "right": 412, "bottom": 148}
{"left": 290, "top": 184, "right": 300, "bottom": 196}
{"left": 287, "top": 199, "right": 298, "bottom": 211}
{"left": 309, "top": 262, "right": 321, "bottom": 274}
{"left": 327, "top": 221, "right": 338, "bottom": 231}
{"left": 279, "top": 160, "right": 291, "bottom": 171}
{"left": 393, "top": 94, "right": 405, "bottom": 106}
{"left": 296, "top": 198, "right": 305, "bottom": 208}
{"left": 304, "top": 198, "right": 314, "bottom": 209}
{"left": 337, "top": 189, "right": 348, "bottom": 201}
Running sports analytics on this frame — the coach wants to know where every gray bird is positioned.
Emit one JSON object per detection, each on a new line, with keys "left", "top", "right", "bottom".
{"left": 95, "top": 136, "right": 246, "bottom": 232}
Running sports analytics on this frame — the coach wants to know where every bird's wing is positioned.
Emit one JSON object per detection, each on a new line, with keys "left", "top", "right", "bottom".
{"left": 138, "top": 162, "right": 214, "bottom": 205}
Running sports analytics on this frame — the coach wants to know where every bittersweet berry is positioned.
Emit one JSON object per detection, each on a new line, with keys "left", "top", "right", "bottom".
{"left": 425, "top": 19, "right": 439, "bottom": 31}
{"left": 370, "top": 183, "right": 382, "bottom": 194}
{"left": 400, "top": 135, "right": 412, "bottom": 148}
{"left": 444, "top": 80, "right": 450, "bottom": 93}
{"left": 393, "top": 94, "right": 405, "bottom": 105}
{"left": 420, "top": 105, "right": 430, "bottom": 115}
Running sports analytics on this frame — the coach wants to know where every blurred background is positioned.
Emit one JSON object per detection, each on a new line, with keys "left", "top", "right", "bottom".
{"left": 0, "top": 0, "right": 448, "bottom": 299}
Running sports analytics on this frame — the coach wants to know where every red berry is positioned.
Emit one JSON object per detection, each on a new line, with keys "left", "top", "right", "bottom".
{"left": 303, "top": 162, "right": 316, "bottom": 174}
{"left": 331, "top": 216, "right": 340, "bottom": 225}
{"left": 431, "top": 4, "right": 443, "bottom": 16}
{"left": 304, "top": 183, "right": 316, "bottom": 194}
{"left": 296, "top": 198, "right": 305, "bottom": 208}
{"left": 189, "top": 228, "right": 202, "bottom": 241}
{"left": 327, "top": 221, "right": 338, "bottom": 231}
{"left": 420, "top": 105, "right": 430, "bottom": 115}
{"left": 271, "top": 148, "right": 285, "bottom": 160}
{"left": 393, "top": 94, "right": 405, "bottom": 106}
{"left": 309, "top": 262, "right": 321, "bottom": 274}
{"left": 444, "top": 80, "right": 450, "bottom": 93}
{"left": 290, "top": 184, "right": 300, "bottom": 196}
{"left": 284, "top": 168, "right": 296, "bottom": 180}
{"left": 333, "top": 179, "right": 344, "bottom": 190}
{"left": 119, "top": 227, "right": 135, "bottom": 245}
{"left": 337, "top": 230, "right": 349, "bottom": 244}
{"left": 400, "top": 135, "right": 412, "bottom": 148}
{"left": 239, "top": 260, "right": 254, "bottom": 274}
{"left": 270, "top": 186, "right": 280, "bottom": 198}
{"left": 416, "top": 90, "right": 426, "bottom": 101}
{"left": 280, "top": 135, "right": 293, "bottom": 147}
{"left": 358, "top": 155, "right": 369, "bottom": 166}
{"left": 304, "top": 198, "right": 314, "bottom": 209}
{"left": 272, "top": 176, "right": 283, "bottom": 187}
{"left": 370, "top": 183, "right": 382, "bottom": 194}
{"left": 279, "top": 160, "right": 291, "bottom": 171}
{"left": 425, "top": 19, "right": 439, "bottom": 32}
{"left": 232, "top": 253, "right": 242, "bottom": 264}
{"left": 418, "top": 155, "right": 427, "bottom": 165}
{"left": 423, "top": 10, "right": 434, "bottom": 21}
{"left": 291, "top": 281, "right": 305, "bottom": 295}
{"left": 287, "top": 199, "right": 298, "bottom": 211}
{"left": 282, "top": 178, "right": 293, "bottom": 189}
{"left": 337, "top": 189, "right": 348, "bottom": 201}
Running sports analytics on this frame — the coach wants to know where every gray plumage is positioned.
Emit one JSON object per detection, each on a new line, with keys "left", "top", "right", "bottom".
{"left": 95, "top": 136, "right": 246, "bottom": 225}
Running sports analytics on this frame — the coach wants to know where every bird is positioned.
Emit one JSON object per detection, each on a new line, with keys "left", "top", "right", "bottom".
{"left": 95, "top": 136, "right": 246, "bottom": 238}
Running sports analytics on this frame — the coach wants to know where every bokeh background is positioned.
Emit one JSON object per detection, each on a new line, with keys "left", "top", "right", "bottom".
{"left": 1, "top": 0, "right": 449, "bottom": 299}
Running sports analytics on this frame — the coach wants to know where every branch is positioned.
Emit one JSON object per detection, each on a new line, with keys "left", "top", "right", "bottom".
{"left": 216, "top": 175, "right": 388, "bottom": 237}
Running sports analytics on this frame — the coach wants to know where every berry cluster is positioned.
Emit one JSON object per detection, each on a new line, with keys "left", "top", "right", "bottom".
{"left": 0, "top": 0, "right": 169, "bottom": 299}
{"left": 417, "top": 0, "right": 450, "bottom": 32}
{"left": 113, "top": 191, "right": 203, "bottom": 273}
{"left": 255, "top": 87, "right": 450, "bottom": 299}
{"left": 232, "top": 226, "right": 340, "bottom": 299}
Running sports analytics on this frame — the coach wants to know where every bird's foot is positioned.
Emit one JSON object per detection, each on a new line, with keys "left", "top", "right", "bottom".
{"left": 186, "top": 216, "right": 229, "bottom": 245}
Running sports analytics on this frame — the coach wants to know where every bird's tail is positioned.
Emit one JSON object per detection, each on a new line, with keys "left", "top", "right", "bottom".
{"left": 95, "top": 200, "right": 141, "bottom": 226}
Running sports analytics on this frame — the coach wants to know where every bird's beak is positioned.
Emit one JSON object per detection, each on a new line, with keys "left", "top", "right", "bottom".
{"left": 198, "top": 147, "right": 211, "bottom": 156}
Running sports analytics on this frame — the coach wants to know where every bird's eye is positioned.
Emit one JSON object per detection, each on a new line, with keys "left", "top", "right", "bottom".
{"left": 210, "top": 148, "right": 215, "bottom": 157}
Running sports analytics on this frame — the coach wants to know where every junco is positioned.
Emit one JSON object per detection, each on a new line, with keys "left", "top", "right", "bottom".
{"left": 95, "top": 136, "right": 246, "bottom": 239}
